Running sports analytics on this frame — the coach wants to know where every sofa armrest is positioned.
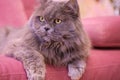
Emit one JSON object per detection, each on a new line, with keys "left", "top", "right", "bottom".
{"left": 1, "top": 49, "right": 120, "bottom": 80}
{"left": 82, "top": 16, "right": 120, "bottom": 48}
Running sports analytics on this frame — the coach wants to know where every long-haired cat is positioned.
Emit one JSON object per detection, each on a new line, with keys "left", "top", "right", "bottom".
{"left": 0, "top": 0, "right": 91, "bottom": 80}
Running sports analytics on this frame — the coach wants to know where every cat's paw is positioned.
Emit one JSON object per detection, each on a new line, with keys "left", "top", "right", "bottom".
{"left": 28, "top": 73, "right": 45, "bottom": 80}
{"left": 68, "top": 66, "right": 85, "bottom": 80}
{"left": 26, "top": 69, "right": 45, "bottom": 80}
{"left": 68, "top": 61, "right": 86, "bottom": 80}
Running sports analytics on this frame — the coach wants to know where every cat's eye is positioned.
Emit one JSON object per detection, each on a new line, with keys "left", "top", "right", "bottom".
{"left": 39, "top": 16, "right": 45, "bottom": 22}
{"left": 54, "top": 19, "right": 62, "bottom": 24}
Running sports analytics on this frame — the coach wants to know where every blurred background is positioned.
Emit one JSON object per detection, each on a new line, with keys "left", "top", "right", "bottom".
{"left": 22, "top": 0, "right": 119, "bottom": 19}
{"left": 78, "top": 0, "right": 115, "bottom": 18}
{"left": 0, "top": 0, "right": 119, "bottom": 27}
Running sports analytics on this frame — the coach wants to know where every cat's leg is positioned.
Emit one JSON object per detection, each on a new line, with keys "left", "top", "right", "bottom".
{"left": 6, "top": 46, "right": 46, "bottom": 80}
{"left": 68, "top": 60, "right": 86, "bottom": 80}
{"left": 20, "top": 52, "right": 45, "bottom": 80}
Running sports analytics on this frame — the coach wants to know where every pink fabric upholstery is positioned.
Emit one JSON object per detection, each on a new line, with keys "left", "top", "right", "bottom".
{"left": 83, "top": 16, "right": 120, "bottom": 47}
{"left": 21, "top": 0, "right": 36, "bottom": 18}
{"left": 47, "top": 49, "right": 120, "bottom": 80}
{"left": 0, "top": 56, "right": 27, "bottom": 80}
{"left": 0, "top": 49, "right": 120, "bottom": 80}
{"left": 0, "top": 0, "right": 27, "bottom": 27}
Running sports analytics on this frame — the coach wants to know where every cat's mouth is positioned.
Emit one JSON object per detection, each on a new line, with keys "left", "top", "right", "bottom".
{"left": 41, "top": 33, "right": 51, "bottom": 42}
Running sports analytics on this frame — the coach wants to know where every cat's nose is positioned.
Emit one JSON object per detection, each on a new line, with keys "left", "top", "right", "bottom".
{"left": 44, "top": 27, "right": 50, "bottom": 31}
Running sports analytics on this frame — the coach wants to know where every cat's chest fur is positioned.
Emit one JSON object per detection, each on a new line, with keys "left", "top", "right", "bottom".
{"left": 38, "top": 39, "right": 80, "bottom": 66}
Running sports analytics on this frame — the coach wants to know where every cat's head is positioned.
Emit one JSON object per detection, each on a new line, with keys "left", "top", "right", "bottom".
{"left": 29, "top": 0, "right": 81, "bottom": 42}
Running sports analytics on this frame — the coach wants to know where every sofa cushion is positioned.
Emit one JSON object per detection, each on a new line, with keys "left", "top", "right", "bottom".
{"left": 0, "top": 0, "right": 27, "bottom": 27}
{"left": 0, "top": 56, "right": 27, "bottom": 80}
{"left": 0, "top": 49, "right": 120, "bottom": 80}
{"left": 83, "top": 16, "right": 120, "bottom": 47}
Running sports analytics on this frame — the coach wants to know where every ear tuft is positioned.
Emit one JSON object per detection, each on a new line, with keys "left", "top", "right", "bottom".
{"left": 66, "top": 0, "right": 79, "bottom": 15}
{"left": 63, "top": 0, "right": 80, "bottom": 19}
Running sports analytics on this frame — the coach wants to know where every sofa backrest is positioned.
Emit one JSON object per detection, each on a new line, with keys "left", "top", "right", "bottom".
{"left": 21, "top": 0, "right": 36, "bottom": 19}
{"left": 0, "top": 0, "right": 27, "bottom": 27}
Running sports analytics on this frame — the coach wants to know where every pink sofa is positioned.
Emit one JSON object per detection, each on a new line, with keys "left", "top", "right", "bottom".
{"left": 0, "top": 0, "right": 120, "bottom": 80}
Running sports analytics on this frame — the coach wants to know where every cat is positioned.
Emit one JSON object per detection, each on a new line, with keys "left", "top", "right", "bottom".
{"left": 0, "top": 0, "right": 91, "bottom": 80}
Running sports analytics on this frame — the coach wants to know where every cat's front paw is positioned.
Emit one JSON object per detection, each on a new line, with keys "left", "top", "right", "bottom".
{"left": 68, "top": 66, "right": 85, "bottom": 80}
{"left": 26, "top": 68, "right": 45, "bottom": 80}
{"left": 28, "top": 73, "right": 45, "bottom": 80}
{"left": 68, "top": 61, "right": 86, "bottom": 80}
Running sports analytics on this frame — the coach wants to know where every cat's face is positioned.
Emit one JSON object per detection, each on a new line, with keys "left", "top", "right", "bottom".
{"left": 30, "top": 0, "right": 80, "bottom": 42}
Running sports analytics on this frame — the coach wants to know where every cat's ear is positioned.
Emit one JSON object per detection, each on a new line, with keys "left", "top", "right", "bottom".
{"left": 64, "top": 0, "right": 79, "bottom": 16}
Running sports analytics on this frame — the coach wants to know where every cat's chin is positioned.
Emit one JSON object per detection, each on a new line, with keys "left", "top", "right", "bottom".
{"left": 42, "top": 36, "right": 51, "bottom": 42}
{"left": 38, "top": 35, "right": 51, "bottom": 42}
{"left": 39, "top": 33, "right": 51, "bottom": 42}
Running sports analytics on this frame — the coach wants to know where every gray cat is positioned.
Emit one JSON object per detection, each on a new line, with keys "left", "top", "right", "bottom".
{"left": 0, "top": 0, "right": 91, "bottom": 80}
